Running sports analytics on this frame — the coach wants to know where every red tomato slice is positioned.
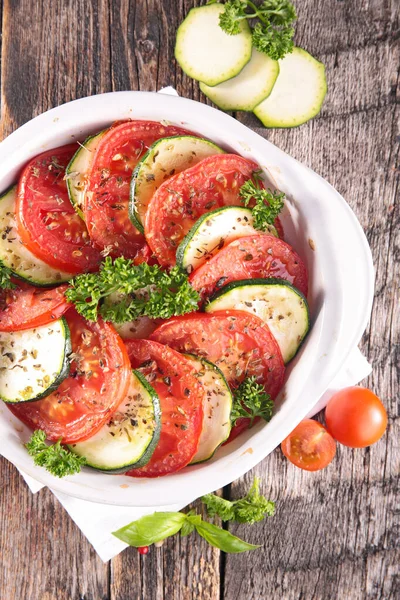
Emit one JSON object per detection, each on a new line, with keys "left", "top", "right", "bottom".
{"left": 281, "top": 419, "right": 336, "bottom": 471}
{"left": 145, "top": 154, "right": 262, "bottom": 266}
{"left": 124, "top": 339, "right": 204, "bottom": 477}
{"left": 0, "top": 283, "right": 70, "bottom": 331}
{"left": 190, "top": 234, "right": 308, "bottom": 300}
{"left": 151, "top": 311, "right": 285, "bottom": 397}
{"left": 85, "top": 121, "right": 193, "bottom": 258}
{"left": 9, "top": 309, "right": 131, "bottom": 443}
{"left": 16, "top": 144, "right": 101, "bottom": 274}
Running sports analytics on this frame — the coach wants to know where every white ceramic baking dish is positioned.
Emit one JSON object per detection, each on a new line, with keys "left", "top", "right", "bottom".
{"left": 0, "top": 92, "right": 374, "bottom": 506}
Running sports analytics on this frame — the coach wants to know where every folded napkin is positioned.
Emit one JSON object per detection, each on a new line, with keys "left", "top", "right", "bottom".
{"left": 1, "top": 87, "right": 372, "bottom": 561}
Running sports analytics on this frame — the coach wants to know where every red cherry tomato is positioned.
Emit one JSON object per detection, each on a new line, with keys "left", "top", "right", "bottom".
{"left": 281, "top": 419, "right": 336, "bottom": 471}
{"left": 325, "top": 387, "right": 387, "bottom": 448}
{"left": 138, "top": 546, "right": 149, "bottom": 555}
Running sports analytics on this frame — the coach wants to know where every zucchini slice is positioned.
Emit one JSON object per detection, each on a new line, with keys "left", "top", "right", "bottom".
{"left": 200, "top": 49, "right": 279, "bottom": 111}
{"left": 65, "top": 130, "right": 106, "bottom": 219}
{"left": 253, "top": 47, "right": 327, "bottom": 128}
{"left": 184, "top": 354, "right": 232, "bottom": 464}
{"left": 175, "top": 4, "right": 252, "bottom": 86}
{"left": 0, "top": 187, "right": 73, "bottom": 286}
{"left": 206, "top": 278, "right": 309, "bottom": 363}
{"left": 130, "top": 135, "right": 224, "bottom": 232}
{"left": 176, "top": 206, "right": 278, "bottom": 273}
{"left": 0, "top": 317, "right": 71, "bottom": 403}
{"left": 68, "top": 370, "right": 161, "bottom": 473}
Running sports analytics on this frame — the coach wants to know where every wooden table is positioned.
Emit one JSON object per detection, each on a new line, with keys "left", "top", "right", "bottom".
{"left": 0, "top": 1, "right": 398, "bottom": 598}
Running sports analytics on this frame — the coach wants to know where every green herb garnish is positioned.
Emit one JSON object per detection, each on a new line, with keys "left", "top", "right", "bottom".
{"left": 113, "top": 479, "right": 275, "bottom": 553}
{"left": 202, "top": 477, "right": 275, "bottom": 524}
{"left": 217, "top": 0, "right": 297, "bottom": 60}
{"left": 25, "top": 430, "right": 86, "bottom": 478}
{"left": 0, "top": 262, "right": 16, "bottom": 290}
{"left": 239, "top": 174, "right": 285, "bottom": 231}
{"left": 65, "top": 257, "right": 200, "bottom": 323}
{"left": 231, "top": 376, "right": 274, "bottom": 426}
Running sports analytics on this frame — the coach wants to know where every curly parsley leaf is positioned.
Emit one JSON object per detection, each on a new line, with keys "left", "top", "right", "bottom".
{"left": 218, "top": 0, "right": 297, "bottom": 60}
{"left": 0, "top": 262, "right": 16, "bottom": 290}
{"left": 202, "top": 477, "right": 275, "bottom": 524}
{"left": 25, "top": 430, "right": 86, "bottom": 478}
{"left": 231, "top": 376, "right": 274, "bottom": 427}
{"left": 65, "top": 257, "right": 200, "bottom": 323}
{"left": 239, "top": 175, "right": 285, "bottom": 231}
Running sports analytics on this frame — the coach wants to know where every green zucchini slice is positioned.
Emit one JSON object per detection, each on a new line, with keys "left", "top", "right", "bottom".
{"left": 200, "top": 49, "right": 279, "bottom": 111}
{"left": 185, "top": 354, "right": 232, "bottom": 464}
{"left": 0, "top": 317, "right": 71, "bottom": 403}
{"left": 175, "top": 4, "right": 252, "bottom": 87}
{"left": 206, "top": 278, "right": 310, "bottom": 363}
{"left": 176, "top": 206, "right": 278, "bottom": 273}
{"left": 0, "top": 187, "right": 73, "bottom": 286}
{"left": 130, "top": 135, "right": 224, "bottom": 232}
{"left": 65, "top": 130, "right": 106, "bottom": 219}
{"left": 253, "top": 47, "right": 327, "bottom": 128}
{"left": 68, "top": 370, "right": 161, "bottom": 473}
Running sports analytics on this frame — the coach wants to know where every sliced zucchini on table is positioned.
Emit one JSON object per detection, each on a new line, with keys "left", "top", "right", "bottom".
{"left": 253, "top": 47, "right": 327, "bottom": 128}
{"left": 68, "top": 370, "right": 161, "bottom": 473}
{"left": 175, "top": 3, "right": 252, "bottom": 87}
{"left": 184, "top": 354, "right": 232, "bottom": 464}
{"left": 200, "top": 49, "right": 279, "bottom": 112}
{"left": 176, "top": 206, "right": 278, "bottom": 273}
{"left": 0, "top": 187, "right": 74, "bottom": 286}
{"left": 0, "top": 317, "right": 71, "bottom": 403}
{"left": 66, "top": 130, "right": 106, "bottom": 219}
{"left": 206, "top": 278, "right": 310, "bottom": 363}
{"left": 130, "top": 135, "right": 224, "bottom": 232}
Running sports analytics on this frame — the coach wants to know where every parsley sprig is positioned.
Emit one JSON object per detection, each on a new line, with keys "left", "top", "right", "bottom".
{"left": 216, "top": 0, "right": 297, "bottom": 60}
{"left": 65, "top": 257, "right": 200, "bottom": 323}
{"left": 25, "top": 430, "right": 86, "bottom": 478}
{"left": 0, "top": 262, "right": 16, "bottom": 290}
{"left": 231, "top": 376, "right": 274, "bottom": 426}
{"left": 113, "top": 479, "right": 275, "bottom": 553}
{"left": 239, "top": 173, "right": 285, "bottom": 231}
{"left": 202, "top": 477, "right": 275, "bottom": 524}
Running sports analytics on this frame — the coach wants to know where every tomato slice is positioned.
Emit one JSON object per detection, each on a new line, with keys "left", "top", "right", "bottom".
{"left": 145, "top": 154, "right": 262, "bottom": 266}
{"left": 190, "top": 234, "right": 308, "bottom": 300}
{"left": 151, "top": 311, "right": 285, "bottom": 397}
{"left": 0, "top": 283, "right": 70, "bottom": 331}
{"left": 9, "top": 309, "right": 131, "bottom": 443}
{"left": 124, "top": 339, "right": 204, "bottom": 477}
{"left": 281, "top": 419, "right": 336, "bottom": 471}
{"left": 85, "top": 121, "right": 193, "bottom": 258}
{"left": 16, "top": 144, "right": 101, "bottom": 274}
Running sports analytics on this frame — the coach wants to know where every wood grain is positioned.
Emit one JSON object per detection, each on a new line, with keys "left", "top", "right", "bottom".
{"left": 0, "top": 0, "right": 398, "bottom": 599}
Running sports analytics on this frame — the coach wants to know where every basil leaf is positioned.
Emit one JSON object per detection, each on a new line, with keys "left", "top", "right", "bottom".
{"left": 180, "top": 519, "right": 195, "bottom": 537}
{"left": 112, "top": 512, "right": 186, "bottom": 547}
{"left": 192, "top": 519, "right": 260, "bottom": 553}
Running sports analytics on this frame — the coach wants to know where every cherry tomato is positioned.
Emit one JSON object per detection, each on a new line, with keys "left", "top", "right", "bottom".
{"left": 190, "top": 234, "right": 308, "bottom": 301}
{"left": 145, "top": 154, "right": 261, "bottom": 266}
{"left": 85, "top": 121, "right": 192, "bottom": 258}
{"left": 325, "top": 386, "right": 388, "bottom": 448}
{"left": 0, "top": 283, "right": 70, "bottom": 331}
{"left": 281, "top": 419, "right": 336, "bottom": 471}
{"left": 16, "top": 145, "right": 101, "bottom": 274}
{"left": 138, "top": 546, "right": 149, "bottom": 555}
{"left": 125, "top": 339, "right": 204, "bottom": 477}
{"left": 9, "top": 309, "right": 131, "bottom": 442}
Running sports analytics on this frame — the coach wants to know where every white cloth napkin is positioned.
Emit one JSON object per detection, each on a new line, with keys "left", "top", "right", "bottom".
{"left": 1, "top": 86, "right": 373, "bottom": 561}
